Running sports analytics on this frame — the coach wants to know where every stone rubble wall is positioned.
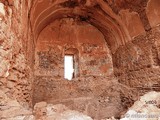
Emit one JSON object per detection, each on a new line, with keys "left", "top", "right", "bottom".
{"left": 33, "top": 18, "right": 135, "bottom": 119}
{"left": 0, "top": 0, "right": 33, "bottom": 106}
{"left": 1, "top": 0, "right": 160, "bottom": 120}
{"left": 113, "top": 26, "right": 160, "bottom": 95}
{"left": 33, "top": 76, "right": 138, "bottom": 119}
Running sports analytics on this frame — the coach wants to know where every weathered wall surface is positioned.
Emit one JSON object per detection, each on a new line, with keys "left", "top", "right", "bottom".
{"left": 1, "top": 0, "right": 160, "bottom": 119}
{"left": 32, "top": 18, "right": 136, "bottom": 119}
{"left": 33, "top": 76, "right": 138, "bottom": 119}
{"left": 146, "top": 0, "right": 160, "bottom": 28}
{"left": 35, "top": 18, "right": 113, "bottom": 78}
{"left": 0, "top": 0, "right": 33, "bottom": 106}
{"left": 32, "top": 0, "right": 160, "bottom": 118}
{"left": 119, "top": 10, "right": 145, "bottom": 38}
{"left": 0, "top": 89, "right": 93, "bottom": 120}
{"left": 113, "top": 26, "right": 160, "bottom": 95}
{"left": 113, "top": 0, "right": 160, "bottom": 96}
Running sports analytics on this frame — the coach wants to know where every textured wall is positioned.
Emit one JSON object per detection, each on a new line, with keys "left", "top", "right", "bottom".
{"left": 34, "top": 18, "right": 113, "bottom": 78}
{"left": 112, "top": 0, "right": 160, "bottom": 96}
{"left": 113, "top": 26, "right": 160, "bottom": 95}
{"left": 0, "top": 0, "right": 33, "bottom": 106}
{"left": 32, "top": 18, "right": 131, "bottom": 119}
{"left": 32, "top": 0, "right": 160, "bottom": 118}
{"left": 1, "top": 0, "right": 160, "bottom": 119}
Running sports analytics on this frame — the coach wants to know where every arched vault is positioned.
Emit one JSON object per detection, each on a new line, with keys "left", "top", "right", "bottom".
{"left": 30, "top": 0, "right": 131, "bottom": 53}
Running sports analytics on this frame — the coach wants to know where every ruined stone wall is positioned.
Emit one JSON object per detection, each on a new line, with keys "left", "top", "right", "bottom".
{"left": 113, "top": 26, "right": 160, "bottom": 95}
{"left": 0, "top": 0, "right": 33, "bottom": 106}
{"left": 34, "top": 18, "right": 113, "bottom": 77}
{"left": 33, "top": 75, "right": 139, "bottom": 119}
{"left": 1, "top": 0, "right": 160, "bottom": 119}
{"left": 113, "top": 0, "right": 160, "bottom": 96}
{"left": 32, "top": 18, "right": 132, "bottom": 119}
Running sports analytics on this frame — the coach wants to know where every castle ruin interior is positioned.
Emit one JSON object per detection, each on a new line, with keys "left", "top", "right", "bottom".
{"left": 0, "top": 0, "right": 160, "bottom": 120}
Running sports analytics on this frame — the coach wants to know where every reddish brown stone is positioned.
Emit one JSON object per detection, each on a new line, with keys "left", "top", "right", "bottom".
{"left": 0, "top": 0, "right": 160, "bottom": 119}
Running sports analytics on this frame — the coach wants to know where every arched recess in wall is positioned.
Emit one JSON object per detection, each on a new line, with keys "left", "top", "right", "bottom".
{"left": 35, "top": 17, "right": 114, "bottom": 78}
{"left": 146, "top": 0, "right": 160, "bottom": 28}
{"left": 30, "top": 0, "right": 131, "bottom": 54}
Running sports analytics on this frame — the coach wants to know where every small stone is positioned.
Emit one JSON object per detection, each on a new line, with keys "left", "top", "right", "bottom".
{"left": 7, "top": 81, "right": 15, "bottom": 89}
{"left": 34, "top": 102, "right": 47, "bottom": 109}
{"left": 0, "top": 3, "right": 5, "bottom": 16}
{"left": 8, "top": 0, "right": 14, "bottom": 6}
{"left": 7, "top": 100, "right": 21, "bottom": 107}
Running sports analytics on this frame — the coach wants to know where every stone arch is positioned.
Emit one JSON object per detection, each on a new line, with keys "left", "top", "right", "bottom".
{"left": 30, "top": 0, "right": 131, "bottom": 53}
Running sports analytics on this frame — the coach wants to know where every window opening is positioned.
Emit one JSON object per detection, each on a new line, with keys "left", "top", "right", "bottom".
{"left": 64, "top": 55, "right": 74, "bottom": 80}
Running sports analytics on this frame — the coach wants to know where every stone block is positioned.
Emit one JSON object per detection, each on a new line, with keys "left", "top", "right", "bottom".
{"left": 7, "top": 81, "right": 15, "bottom": 89}
{"left": 0, "top": 3, "right": 5, "bottom": 17}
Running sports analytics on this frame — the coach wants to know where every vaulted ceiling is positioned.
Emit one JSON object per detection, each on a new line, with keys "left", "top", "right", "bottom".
{"left": 30, "top": 0, "right": 148, "bottom": 53}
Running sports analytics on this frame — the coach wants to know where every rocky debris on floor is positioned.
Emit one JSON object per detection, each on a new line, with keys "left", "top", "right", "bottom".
{"left": 0, "top": 90, "right": 33, "bottom": 120}
{"left": 1, "top": 89, "right": 160, "bottom": 120}
{"left": 121, "top": 91, "right": 160, "bottom": 120}
{"left": 100, "top": 91, "right": 160, "bottom": 120}
{"left": 0, "top": 89, "right": 93, "bottom": 120}
{"left": 33, "top": 102, "right": 93, "bottom": 120}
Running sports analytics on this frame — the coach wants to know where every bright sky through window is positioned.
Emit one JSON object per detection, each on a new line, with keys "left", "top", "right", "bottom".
{"left": 64, "top": 55, "right": 74, "bottom": 80}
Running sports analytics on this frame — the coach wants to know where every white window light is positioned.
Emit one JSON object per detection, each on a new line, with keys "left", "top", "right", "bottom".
{"left": 64, "top": 55, "right": 74, "bottom": 80}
